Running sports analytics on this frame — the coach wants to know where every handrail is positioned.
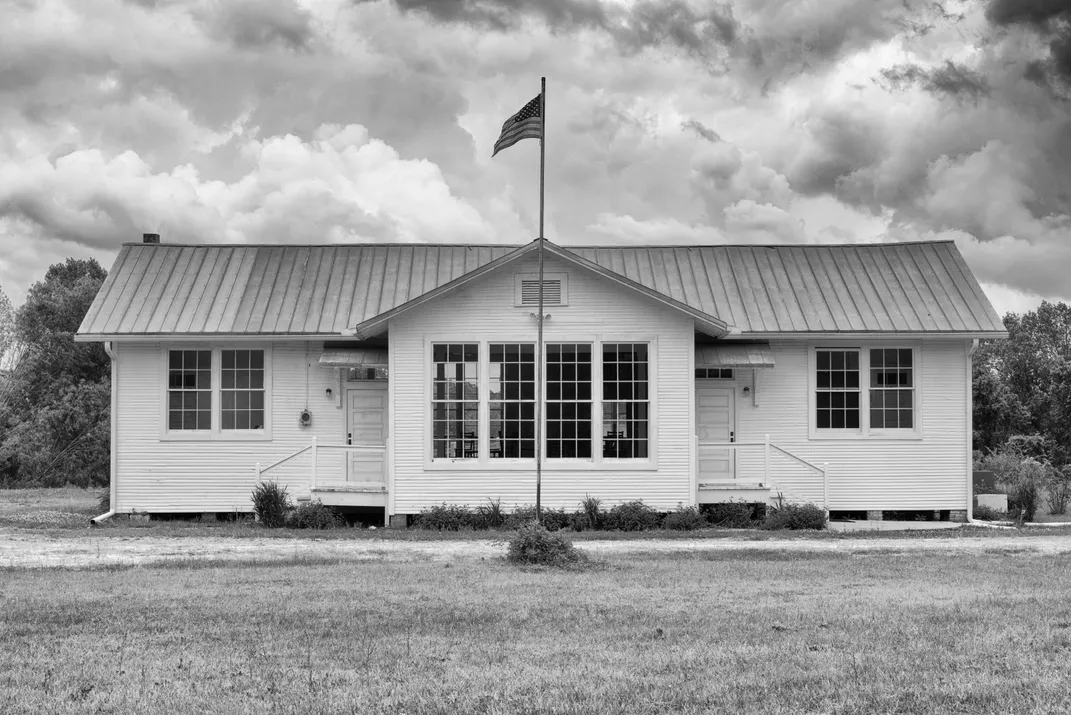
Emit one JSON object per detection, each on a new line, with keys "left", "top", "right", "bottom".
{"left": 258, "top": 445, "right": 312, "bottom": 474}
{"left": 769, "top": 444, "right": 824, "bottom": 475}
{"left": 697, "top": 435, "right": 829, "bottom": 512}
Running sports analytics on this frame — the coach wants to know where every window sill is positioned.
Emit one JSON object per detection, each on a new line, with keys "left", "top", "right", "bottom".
{"left": 424, "top": 459, "right": 657, "bottom": 472}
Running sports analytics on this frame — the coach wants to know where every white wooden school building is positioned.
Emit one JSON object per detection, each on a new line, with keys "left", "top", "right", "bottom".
{"left": 76, "top": 236, "right": 1007, "bottom": 522}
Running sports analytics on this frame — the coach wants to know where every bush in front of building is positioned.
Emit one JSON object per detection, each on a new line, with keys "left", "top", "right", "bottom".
{"left": 251, "top": 481, "right": 291, "bottom": 528}
{"left": 412, "top": 503, "right": 479, "bottom": 531}
{"left": 662, "top": 504, "right": 709, "bottom": 531}
{"left": 603, "top": 500, "right": 662, "bottom": 531}
{"left": 506, "top": 521, "right": 587, "bottom": 567}
{"left": 704, "top": 501, "right": 760, "bottom": 528}
{"left": 761, "top": 503, "right": 827, "bottom": 530}
{"left": 286, "top": 500, "right": 343, "bottom": 529}
{"left": 505, "top": 505, "right": 570, "bottom": 531}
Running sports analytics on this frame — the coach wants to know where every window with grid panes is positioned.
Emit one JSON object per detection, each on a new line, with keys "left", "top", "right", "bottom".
{"left": 815, "top": 348, "right": 860, "bottom": 429}
{"left": 602, "top": 343, "right": 649, "bottom": 458}
{"left": 545, "top": 343, "right": 592, "bottom": 458}
{"left": 432, "top": 344, "right": 478, "bottom": 459}
{"left": 221, "top": 349, "right": 265, "bottom": 429}
{"left": 870, "top": 348, "right": 913, "bottom": 429}
{"left": 489, "top": 344, "right": 535, "bottom": 458}
{"left": 167, "top": 350, "right": 212, "bottom": 430}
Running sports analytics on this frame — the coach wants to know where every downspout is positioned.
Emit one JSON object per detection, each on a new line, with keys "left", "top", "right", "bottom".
{"left": 965, "top": 339, "right": 978, "bottom": 526}
{"left": 91, "top": 341, "right": 117, "bottom": 525}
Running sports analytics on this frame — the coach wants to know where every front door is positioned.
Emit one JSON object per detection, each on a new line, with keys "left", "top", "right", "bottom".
{"left": 696, "top": 384, "right": 735, "bottom": 481}
{"left": 346, "top": 385, "right": 388, "bottom": 485}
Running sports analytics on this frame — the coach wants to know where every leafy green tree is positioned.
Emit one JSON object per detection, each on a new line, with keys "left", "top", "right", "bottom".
{"left": 973, "top": 301, "right": 1071, "bottom": 467}
{"left": 0, "top": 259, "right": 110, "bottom": 487}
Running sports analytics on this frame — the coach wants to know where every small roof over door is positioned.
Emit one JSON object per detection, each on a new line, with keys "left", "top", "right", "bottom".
{"left": 695, "top": 343, "right": 775, "bottom": 368}
{"left": 319, "top": 349, "right": 388, "bottom": 368}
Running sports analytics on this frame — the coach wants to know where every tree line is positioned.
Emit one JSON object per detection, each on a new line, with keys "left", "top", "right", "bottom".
{"left": 0, "top": 258, "right": 1069, "bottom": 488}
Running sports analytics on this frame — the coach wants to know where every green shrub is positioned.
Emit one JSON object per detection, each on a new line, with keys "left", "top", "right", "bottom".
{"left": 286, "top": 500, "right": 343, "bottom": 529}
{"left": 1006, "top": 458, "right": 1044, "bottom": 522}
{"left": 604, "top": 500, "right": 662, "bottom": 531}
{"left": 413, "top": 503, "right": 476, "bottom": 531}
{"left": 505, "top": 505, "right": 570, "bottom": 531}
{"left": 580, "top": 495, "right": 603, "bottom": 530}
{"left": 1045, "top": 466, "right": 1071, "bottom": 516}
{"left": 475, "top": 497, "right": 506, "bottom": 529}
{"left": 762, "top": 503, "right": 827, "bottom": 530}
{"left": 662, "top": 504, "right": 708, "bottom": 531}
{"left": 704, "top": 501, "right": 756, "bottom": 528}
{"left": 506, "top": 522, "right": 586, "bottom": 567}
{"left": 251, "top": 481, "right": 291, "bottom": 528}
{"left": 972, "top": 504, "right": 1008, "bottom": 521}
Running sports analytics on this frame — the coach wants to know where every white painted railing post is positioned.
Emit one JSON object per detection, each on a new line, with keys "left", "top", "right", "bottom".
{"left": 310, "top": 436, "right": 318, "bottom": 491}
{"left": 822, "top": 462, "right": 830, "bottom": 516}
{"left": 255, "top": 462, "right": 261, "bottom": 482}
{"left": 763, "top": 434, "right": 770, "bottom": 487}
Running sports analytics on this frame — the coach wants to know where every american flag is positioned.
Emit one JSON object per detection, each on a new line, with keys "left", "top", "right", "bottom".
{"left": 492, "top": 94, "right": 542, "bottom": 157}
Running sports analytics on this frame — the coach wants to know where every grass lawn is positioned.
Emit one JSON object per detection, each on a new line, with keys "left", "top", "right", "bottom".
{"left": 2, "top": 550, "right": 1070, "bottom": 714}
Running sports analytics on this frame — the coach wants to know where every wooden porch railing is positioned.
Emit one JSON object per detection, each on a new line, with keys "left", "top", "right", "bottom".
{"left": 696, "top": 433, "right": 829, "bottom": 513}
{"left": 255, "top": 436, "right": 390, "bottom": 491}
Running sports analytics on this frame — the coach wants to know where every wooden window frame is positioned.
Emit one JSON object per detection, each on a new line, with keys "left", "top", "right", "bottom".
{"left": 159, "top": 345, "right": 273, "bottom": 442}
{"left": 808, "top": 343, "right": 922, "bottom": 441}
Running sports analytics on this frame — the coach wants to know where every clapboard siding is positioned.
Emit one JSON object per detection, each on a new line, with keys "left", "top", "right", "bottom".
{"left": 389, "top": 252, "right": 695, "bottom": 514}
{"left": 114, "top": 341, "right": 345, "bottom": 512}
{"left": 734, "top": 339, "right": 969, "bottom": 510}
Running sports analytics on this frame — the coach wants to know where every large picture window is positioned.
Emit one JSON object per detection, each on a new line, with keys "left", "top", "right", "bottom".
{"left": 870, "top": 348, "right": 913, "bottom": 429}
{"left": 432, "top": 343, "right": 478, "bottom": 459}
{"left": 545, "top": 343, "right": 592, "bottom": 459}
{"left": 489, "top": 344, "right": 536, "bottom": 459}
{"left": 602, "top": 343, "right": 649, "bottom": 458}
{"left": 221, "top": 349, "right": 265, "bottom": 430}
{"left": 815, "top": 348, "right": 860, "bottom": 429}
{"left": 168, "top": 350, "right": 212, "bottom": 430}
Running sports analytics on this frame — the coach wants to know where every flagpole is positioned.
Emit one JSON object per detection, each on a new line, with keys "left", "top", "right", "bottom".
{"left": 535, "top": 76, "right": 546, "bottom": 524}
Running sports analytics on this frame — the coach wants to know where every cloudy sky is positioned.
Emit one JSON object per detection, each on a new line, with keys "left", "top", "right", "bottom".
{"left": 1, "top": 0, "right": 1069, "bottom": 317}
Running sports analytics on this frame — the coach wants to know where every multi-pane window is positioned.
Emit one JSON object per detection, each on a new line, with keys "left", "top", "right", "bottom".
{"left": 603, "top": 343, "right": 649, "bottom": 458}
{"left": 168, "top": 350, "right": 212, "bottom": 430}
{"left": 221, "top": 350, "right": 265, "bottom": 430}
{"left": 432, "top": 344, "right": 478, "bottom": 459}
{"left": 489, "top": 344, "right": 536, "bottom": 458}
{"left": 545, "top": 343, "right": 592, "bottom": 458}
{"left": 695, "top": 368, "right": 734, "bottom": 379}
{"left": 870, "top": 348, "right": 913, "bottom": 429}
{"left": 347, "top": 367, "right": 388, "bottom": 381}
{"left": 816, "top": 349, "right": 860, "bottom": 429}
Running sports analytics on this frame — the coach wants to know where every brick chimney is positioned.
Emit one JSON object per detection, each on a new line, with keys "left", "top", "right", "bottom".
{"left": 143, "top": 233, "right": 160, "bottom": 244}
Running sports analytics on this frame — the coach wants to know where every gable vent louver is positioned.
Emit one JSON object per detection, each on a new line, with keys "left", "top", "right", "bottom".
{"left": 520, "top": 279, "right": 562, "bottom": 306}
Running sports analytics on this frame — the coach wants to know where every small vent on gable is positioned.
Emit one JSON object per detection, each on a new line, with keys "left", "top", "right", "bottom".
{"left": 520, "top": 279, "right": 562, "bottom": 306}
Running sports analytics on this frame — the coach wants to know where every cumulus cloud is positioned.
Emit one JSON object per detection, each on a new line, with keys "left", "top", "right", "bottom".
{"left": 0, "top": 124, "right": 496, "bottom": 253}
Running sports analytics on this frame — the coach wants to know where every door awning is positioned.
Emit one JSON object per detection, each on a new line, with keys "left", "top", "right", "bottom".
{"left": 695, "top": 343, "right": 775, "bottom": 368}
{"left": 318, "top": 349, "right": 388, "bottom": 368}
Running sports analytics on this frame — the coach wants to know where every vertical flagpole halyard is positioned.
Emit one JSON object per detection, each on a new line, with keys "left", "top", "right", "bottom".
{"left": 535, "top": 77, "right": 546, "bottom": 523}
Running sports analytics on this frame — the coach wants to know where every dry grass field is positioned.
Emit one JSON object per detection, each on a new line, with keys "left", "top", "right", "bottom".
{"left": 2, "top": 540, "right": 1071, "bottom": 713}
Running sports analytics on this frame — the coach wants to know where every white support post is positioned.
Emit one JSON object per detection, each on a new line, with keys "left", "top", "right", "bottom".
{"left": 310, "top": 436, "right": 318, "bottom": 491}
{"left": 763, "top": 434, "right": 770, "bottom": 487}
{"left": 255, "top": 462, "right": 261, "bottom": 481}
{"left": 822, "top": 462, "right": 830, "bottom": 517}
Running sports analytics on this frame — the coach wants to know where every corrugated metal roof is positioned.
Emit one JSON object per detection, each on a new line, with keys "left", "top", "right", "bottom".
{"left": 569, "top": 242, "right": 1005, "bottom": 334}
{"left": 696, "top": 344, "right": 775, "bottom": 368}
{"left": 77, "top": 240, "right": 1007, "bottom": 338}
{"left": 78, "top": 244, "right": 516, "bottom": 337}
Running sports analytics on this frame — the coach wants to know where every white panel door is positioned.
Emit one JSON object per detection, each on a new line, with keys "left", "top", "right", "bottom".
{"left": 346, "top": 386, "right": 388, "bottom": 485}
{"left": 696, "top": 385, "right": 735, "bottom": 481}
